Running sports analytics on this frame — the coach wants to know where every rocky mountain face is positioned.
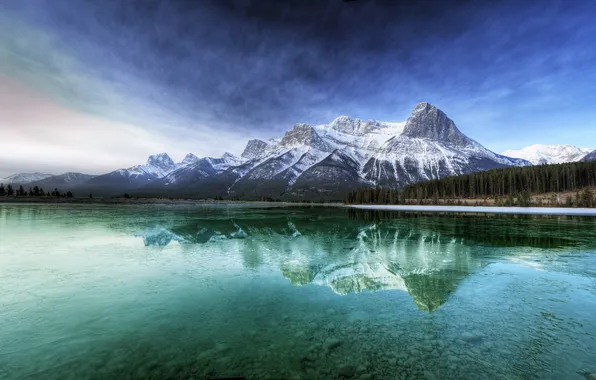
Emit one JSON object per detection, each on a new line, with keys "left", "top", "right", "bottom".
{"left": 582, "top": 150, "right": 596, "bottom": 162}
{"left": 502, "top": 144, "right": 593, "bottom": 165}
{"left": 241, "top": 139, "right": 273, "bottom": 160}
{"left": 53, "top": 102, "right": 532, "bottom": 199}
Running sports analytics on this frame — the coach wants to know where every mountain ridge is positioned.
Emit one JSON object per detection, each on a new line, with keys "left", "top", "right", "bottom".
{"left": 3, "top": 103, "right": 537, "bottom": 199}
{"left": 502, "top": 144, "right": 593, "bottom": 165}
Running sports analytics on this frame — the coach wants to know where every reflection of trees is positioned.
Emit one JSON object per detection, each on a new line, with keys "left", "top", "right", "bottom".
{"left": 348, "top": 209, "right": 591, "bottom": 249}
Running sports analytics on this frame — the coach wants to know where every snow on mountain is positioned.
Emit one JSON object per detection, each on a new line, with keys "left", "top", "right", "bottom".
{"left": 237, "top": 103, "right": 528, "bottom": 195}
{"left": 143, "top": 102, "right": 530, "bottom": 200}
{"left": 59, "top": 102, "right": 535, "bottom": 199}
{"left": 29, "top": 172, "right": 96, "bottom": 188}
{"left": 180, "top": 153, "right": 200, "bottom": 166}
{"left": 582, "top": 150, "right": 596, "bottom": 162}
{"left": 501, "top": 144, "right": 594, "bottom": 165}
{"left": 241, "top": 139, "right": 274, "bottom": 160}
{"left": 81, "top": 152, "right": 201, "bottom": 191}
{"left": 1, "top": 172, "right": 53, "bottom": 184}
{"left": 148, "top": 152, "right": 246, "bottom": 188}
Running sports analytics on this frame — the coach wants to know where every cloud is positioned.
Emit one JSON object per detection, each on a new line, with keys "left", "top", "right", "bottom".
{"left": 1, "top": 0, "right": 596, "bottom": 177}
{"left": 0, "top": 75, "right": 249, "bottom": 177}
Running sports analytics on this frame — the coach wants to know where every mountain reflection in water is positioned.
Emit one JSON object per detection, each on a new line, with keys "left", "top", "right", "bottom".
{"left": 134, "top": 207, "right": 595, "bottom": 312}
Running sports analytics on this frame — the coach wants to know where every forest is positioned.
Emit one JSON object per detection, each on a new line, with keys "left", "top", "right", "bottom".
{"left": 345, "top": 161, "right": 596, "bottom": 207}
{"left": 0, "top": 184, "right": 73, "bottom": 198}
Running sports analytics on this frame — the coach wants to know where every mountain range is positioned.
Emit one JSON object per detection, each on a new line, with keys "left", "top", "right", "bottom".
{"left": 501, "top": 144, "right": 593, "bottom": 165}
{"left": 3, "top": 102, "right": 595, "bottom": 200}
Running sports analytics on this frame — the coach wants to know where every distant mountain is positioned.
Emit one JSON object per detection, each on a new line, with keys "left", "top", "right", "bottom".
{"left": 141, "top": 102, "right": 529, "bottom": 200}
{"left": 582, "top": 150, "right": 596, "bottom": 162}
{"left": 502, "top": 144, "right": 593, "bottom": 165}
{"left": 79, "top": 153, "right": 186, "bottom": 193}
{"left": 1, "top": 172, "right": 53, "bottom": 184}
{"left": 27, "top": 172, "right": 96, "bottom": 190}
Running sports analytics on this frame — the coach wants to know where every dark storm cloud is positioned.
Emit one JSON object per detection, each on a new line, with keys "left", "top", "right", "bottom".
{"left": 3, "top": 0, "right": 596, "bottom": 149}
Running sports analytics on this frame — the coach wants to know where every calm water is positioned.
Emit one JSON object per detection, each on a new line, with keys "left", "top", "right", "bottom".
{"left": 1, "top": 204, "right": 596, "bottom": 380}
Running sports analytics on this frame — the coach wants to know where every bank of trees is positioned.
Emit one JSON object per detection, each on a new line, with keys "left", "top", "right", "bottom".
{"left": 401, "top": 161, "right": 596, "bottom": 200}
{"left": 0, "top": 184, "right": 73, "bottom": 198}
{"left": 345, "top": 161, "right": 596, "bottom": 207}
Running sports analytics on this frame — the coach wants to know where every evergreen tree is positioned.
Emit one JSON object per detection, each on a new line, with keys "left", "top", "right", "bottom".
{"left": 0, "top": 183, "right": 5, "bottom": 196}
{"left": 66, "top": 191, "right": 73, "bottom": 198}
{"left": 89, "top": 193, "right": 93, "bottom": 199}
{"left": 40, "top": 188, "right": 45, "bottom": 196}
{"left": 124, "top": 193, "right": 131, "bottom": 199}
{"left": 28, "top": 188, "right": 34, "bottom": 196}
{"left": 7, "top": 184, "right": 14, "bottom": 196}
{"left": 18, "top": 185, "right": 25, "bottom": 196}
{"left": 33, "top": 186, "right": 40, "bottom": 196}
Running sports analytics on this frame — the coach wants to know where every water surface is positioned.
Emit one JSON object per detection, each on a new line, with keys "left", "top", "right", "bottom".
{"left": 1, "top": 204, "right": 595, "bottom": 380}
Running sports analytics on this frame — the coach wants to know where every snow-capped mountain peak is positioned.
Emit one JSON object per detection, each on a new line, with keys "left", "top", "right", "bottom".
{"left": 146, "top": 153, "right": 176, "bottom": 170}
{"left": 501, "top": 144, "right": 593, "bottom": 165}
{"left": 181, "top": 153, "right": 200, "bottom": 166}
{"left": 241, "top": 139, "right": 272, "bottom": 160}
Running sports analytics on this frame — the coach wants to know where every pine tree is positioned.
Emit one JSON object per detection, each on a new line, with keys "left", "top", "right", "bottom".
{"left": 28, "top": 188, "right": 33, "bottom": 196}
{"left": 7, "top": 184, "right": 14, "bottom": 196}
{"left": 89, "top": 193, "right": 93, "bottom": 199}
{"left": 33, "top": 186, "right": 40, "bottom": 196}
{"left": 0, "top": 183, "right": 5, "bottom": 196}
{"left": 18, "top": 185, "right": 25, "bottom": 196}
{"left": 66, "top": 191, "right": 73, "bottom": 198}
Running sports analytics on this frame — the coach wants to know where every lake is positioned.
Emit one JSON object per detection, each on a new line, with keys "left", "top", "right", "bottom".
{"left": 1, "top": 204, "right": 595, "bottom": 380}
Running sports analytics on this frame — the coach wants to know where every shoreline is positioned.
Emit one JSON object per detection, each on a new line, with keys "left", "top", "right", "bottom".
{"left": 0, "top": 197, "right": 342, "bottom": 207}
{"left": 2, "top": 197, "right": 596, "bottom": 216}
{"left": 350, "top": 204, "right": 596, "bottom": 216}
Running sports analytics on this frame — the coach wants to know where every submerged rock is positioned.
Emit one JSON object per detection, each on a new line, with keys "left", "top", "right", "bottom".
{"left": 324, "top": 338, "right": 342, "bottom": 350}
{"left": 338, "top": 364, "right": 356, "bottom": 378}
{"left": 460, "top": 331, "right": 483, "bottom": 343}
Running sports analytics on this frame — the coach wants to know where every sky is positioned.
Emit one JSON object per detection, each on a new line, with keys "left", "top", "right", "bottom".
{"left": 1, "top": 0, "right": 596, "bottom": 177}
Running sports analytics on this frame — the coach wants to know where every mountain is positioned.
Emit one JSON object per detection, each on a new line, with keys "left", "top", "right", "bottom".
{"left": 501, "top": 144, "right": 593, "bottom": 165}
{"left": 136, "top": 153, "right": 243, "bottom": 198}
{"left": 79, "top": 153, "right": 189, "bottom": 194}
{"left": 1, "top": 172, "right": 53, "bottom": 184}
{"left": 29, "top": 172, "right": 96, "bottom": 189}
{"left": 144, "top": 102, "right": 528, "bottom": 200}
{"left": 582, "top": 150, "right": 596, "bottom": 162}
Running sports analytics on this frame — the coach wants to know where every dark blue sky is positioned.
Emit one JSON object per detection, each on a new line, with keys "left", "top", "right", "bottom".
{"left": 1, "top": 0, "right": 596, "bottom": 175}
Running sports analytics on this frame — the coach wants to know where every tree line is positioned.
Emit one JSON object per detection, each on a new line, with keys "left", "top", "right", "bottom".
{"left": 345, "top": 160, "right": 596, "bottom": 207}
{"left": 0, "top": 184, "right": 73, "bottom": 198}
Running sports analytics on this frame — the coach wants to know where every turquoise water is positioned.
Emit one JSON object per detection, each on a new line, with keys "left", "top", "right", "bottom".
{"left": 1, "top": 204, "right": 595, "bottom": 380}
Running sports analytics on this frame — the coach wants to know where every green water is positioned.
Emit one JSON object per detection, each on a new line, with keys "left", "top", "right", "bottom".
{"left": 1, "top": 204, "right": 595, "bottom": 380}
